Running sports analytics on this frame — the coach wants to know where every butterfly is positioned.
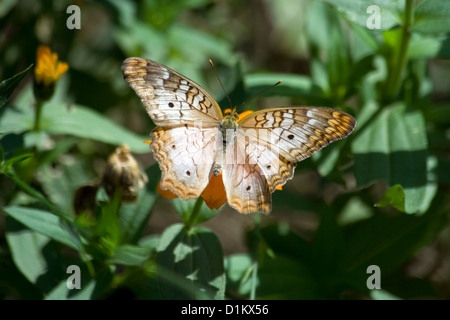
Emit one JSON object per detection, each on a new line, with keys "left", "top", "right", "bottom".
{"left": 122, "top": 58, "right": 356, "bottom": 214}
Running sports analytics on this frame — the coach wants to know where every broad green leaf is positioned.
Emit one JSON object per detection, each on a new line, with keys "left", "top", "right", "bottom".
{"left": 108, "top": 244, "right": 156, "bottom": 266}
{"left": 408, "top": 35, "right": 446, "bottom": 59}
{"left": 6, "top": 219, "right": 54, "bottom": 285}
{"left": 3, "top": 206, "right": 81, "bottom": 250}
{"left": 0, "top": 64, "right": 32, "bottom": 110}
{"left": 43, "top": 102, "right": 150, "bottom": 154}
{"left": 413, "top": 0, "right": 450, "bottom": 34}
{"left": 378, "top": 158, "right": 437, "bottom": 215}
{"left": 352, "top": 103, "right": 435, "bottom": 214}
{"left": 157, "top": 223, "right": 225, "bottom": 299}
{"left": 5, "top": 218, "right": 65, "bottom": 293}
{"left": 348, "top": 23, "right": 379, "bottom": 61}
{"left": 0, "top": 93, "right": 150, "bottom": 153}
{"left": 322, "top": 0, "right": 401, "bottom": 30}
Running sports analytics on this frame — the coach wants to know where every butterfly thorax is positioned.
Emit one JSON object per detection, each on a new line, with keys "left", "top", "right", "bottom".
{"left": 213, "top": 109, "right": 240, "bottom": 176}
{"left": 220, "top": 109, "right": 239, "bottom": 130}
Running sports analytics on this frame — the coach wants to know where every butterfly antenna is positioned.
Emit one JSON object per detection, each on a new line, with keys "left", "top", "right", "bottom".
{"left": 238, "top": 80, "right": 282, "bottom": 108}
{"left": 209, "top": 59, "right": 234, "bottom": 110}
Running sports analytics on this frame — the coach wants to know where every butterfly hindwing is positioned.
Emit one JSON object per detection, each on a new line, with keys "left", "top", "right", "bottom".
{"left": 151, "top": 125, "right": 220, "bottom": 199}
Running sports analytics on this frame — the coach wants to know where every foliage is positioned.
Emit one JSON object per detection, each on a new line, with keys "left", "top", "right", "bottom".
{"left": 0, "top": 0, "right": 449, "bottom": 300}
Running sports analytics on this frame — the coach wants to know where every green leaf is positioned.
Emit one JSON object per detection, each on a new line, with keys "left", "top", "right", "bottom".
{"left": 3, "top": 206, "right": 81, "bottom": 250}
{"left": 413, "top": 0, "right": 450, "bottom": 34}
{"left": 6, "top": 218, "right": 54, "bottom": 285}
{"left": 376, "top": 184, "right": 405, "bottom": 212}
{"left": 322, "top": 0, "right": 401, "bottom": 30}
{"left": 156, "top": 224, "right": 225, "bottom": 299}
{"left": 352, "top": 103, "right": 436, "bottom": 214}
{"left": 408, "top": 34, "right": 446, "bottom": 59}
{"left": 5, "top": 217, "right": 65, "bottom": 293}
{"left": 0, "top": 97, "right": 150, "bottom": 154}
{"left": 108, "top": 244, "right": 156, "bottom": 266}
{"left": 0, "top": 64, "right": 33, "bottom": 110}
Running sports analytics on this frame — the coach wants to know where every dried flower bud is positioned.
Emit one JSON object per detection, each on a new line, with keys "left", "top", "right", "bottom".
{"left": 102, "top": 144, "right": 148, "bottom": 202}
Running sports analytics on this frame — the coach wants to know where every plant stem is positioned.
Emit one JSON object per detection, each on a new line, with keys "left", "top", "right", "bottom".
{"left": 250, "top": 213, "right": 261, "bottom": 300}
{"left": 5, "top": 168, "right": 67, "bottom": 219}
{"left": 186, "top": 197, "right": 204, "bottom": 230}
{"left": 385, "top": 0, "right": 414, "bottom": 101}
{"left": 33, "top": 99, "right": 44, "bottom": 131}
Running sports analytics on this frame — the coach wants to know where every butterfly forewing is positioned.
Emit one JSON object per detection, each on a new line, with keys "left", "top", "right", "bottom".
{"left": 122, "top": 57, "right": 223, "bottom": 126}
{"left": 122, "top": 58, "right": 224, "bottom": 199}
{"left": 239, "top": 107, "right": 355, "bottom": 162}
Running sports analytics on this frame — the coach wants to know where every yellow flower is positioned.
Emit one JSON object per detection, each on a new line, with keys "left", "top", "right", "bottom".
{"left": 154, "top": 110, "right": 282, "bottom": 210}
{"left": 34, "top": 45, "right": 69, "bottom": 87}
